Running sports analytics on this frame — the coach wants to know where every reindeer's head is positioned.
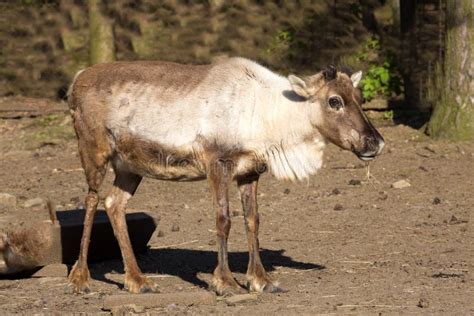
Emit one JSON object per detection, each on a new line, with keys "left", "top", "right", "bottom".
{"left": 288, "top": 65, "right": 384, "bottom": 161}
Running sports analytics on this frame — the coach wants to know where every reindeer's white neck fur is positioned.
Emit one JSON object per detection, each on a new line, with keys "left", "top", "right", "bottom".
{"left": 107, "top": 57, "right": 326, "bottom": 181}
{"left": 230, "top": 58, "right": 326, "bottom": 180}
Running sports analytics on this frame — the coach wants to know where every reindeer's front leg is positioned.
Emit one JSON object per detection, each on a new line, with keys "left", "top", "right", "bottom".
{"left": 238, "top": 175, "right": 280, "bottom": 293}
{"left": 208, "top": 159, "right": 244, "bottom": 295}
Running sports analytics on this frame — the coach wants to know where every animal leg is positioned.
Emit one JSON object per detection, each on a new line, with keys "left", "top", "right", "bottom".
{"left": 68, "top": 136, "right": 108, "bottom": 294}
{"left": 104, "top": 170, "right": 158, "bottom": 293}
{"left": 209, "top": 159, "right": 245, "bottom": 295}
{"left": 238, "top": 176, "right": 280, "bottom": 293}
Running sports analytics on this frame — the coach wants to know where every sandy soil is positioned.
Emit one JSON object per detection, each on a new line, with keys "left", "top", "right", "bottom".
{"left": 0, "top": 111, "right": 472, "bottom": 314}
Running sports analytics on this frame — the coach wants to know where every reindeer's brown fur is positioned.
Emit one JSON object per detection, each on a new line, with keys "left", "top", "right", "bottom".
{"left": 70, "top": 61, "right": 211, "bottom": 100}
{"left": 114, "top": 133, "right": 206, "bottom": 181}
{"left": 238, "top": 175, "right": 278, "bottom": 293}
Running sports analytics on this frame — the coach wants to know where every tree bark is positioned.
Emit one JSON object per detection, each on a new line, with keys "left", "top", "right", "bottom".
{"left": 427, "top": 0, "right": 474, "bottom": 140}
{"left": 400, "top": 0, "right": 421, "bottom": 108}
{"left": 88, "top": 0, "right": 115, "bottom": 65}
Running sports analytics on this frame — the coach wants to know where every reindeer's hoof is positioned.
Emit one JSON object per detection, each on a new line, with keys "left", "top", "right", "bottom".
{"left": 67, "top": 263, "right": 91, "bottom": 294}
{"left": 124, "top": 275, "right": 159, "bottom": 294}
{"left": 212, "top": 276, "right": 246, "bottom": 296}
{"left": 247, "top": 276, "right": 283, "bottom": 293}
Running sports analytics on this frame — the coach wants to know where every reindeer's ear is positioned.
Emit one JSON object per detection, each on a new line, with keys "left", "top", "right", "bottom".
{"left": 288, "top": 75, "right": 310, "bottom": 98}
{"left": 350, "top": 71, "right": 363, "bottom": 88}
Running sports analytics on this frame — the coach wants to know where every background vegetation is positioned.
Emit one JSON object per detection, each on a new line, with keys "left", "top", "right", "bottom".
{"left": 0, "top": 0, "right": 472, "bottom": 139}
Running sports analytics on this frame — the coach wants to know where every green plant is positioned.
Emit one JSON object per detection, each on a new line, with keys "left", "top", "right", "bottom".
{"left": 264, "top": 30, "right": 292, "bottom": 55}
{"left": 354, "top": 37, "right": 381, "bottom": 63}
{"left": 360, "top": 58, "right": 402, "bottom": 101}
{"left": 383, "top": 110, "right": 394, "bottom": 121}
{"left": 345, "top": 37, "right": 403, "bottom": 102}
{"left": 360, "top": 63, "right": 390, "bottom": 100}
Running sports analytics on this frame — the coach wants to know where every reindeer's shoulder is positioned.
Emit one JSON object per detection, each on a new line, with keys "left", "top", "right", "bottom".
{"left": 213, "top": 57, "right": 284, "bottom": 86}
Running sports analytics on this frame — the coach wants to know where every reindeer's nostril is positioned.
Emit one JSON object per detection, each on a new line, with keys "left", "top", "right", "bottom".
{"left": 364, "top": 136, "right": 378, "bottom": 149}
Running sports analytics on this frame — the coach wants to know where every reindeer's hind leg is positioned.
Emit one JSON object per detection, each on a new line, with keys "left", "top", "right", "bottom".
{"left": 238, "top": 176, "right": 280, "bottom": 293}
{"left": 104, "top": 169, "right": 158, "bottom": 293}
{"left": 68, "top": 116, "right": 110, "bottom": 293}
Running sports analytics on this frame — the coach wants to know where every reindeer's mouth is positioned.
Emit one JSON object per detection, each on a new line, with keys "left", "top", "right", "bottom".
{"left": 357, "top": 154, "right": 376, "bottom": 161}
{"left": 348, "top": 143, "right": 376, "bottom": 161}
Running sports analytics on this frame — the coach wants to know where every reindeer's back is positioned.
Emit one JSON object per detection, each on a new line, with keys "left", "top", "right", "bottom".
{"left": 68, "top": 61, "right": 212, "bottom": 110}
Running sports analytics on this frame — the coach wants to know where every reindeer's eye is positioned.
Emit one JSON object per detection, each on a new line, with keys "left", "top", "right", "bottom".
{"left": 328, "top": 96, "right": 344, "bottom": 110}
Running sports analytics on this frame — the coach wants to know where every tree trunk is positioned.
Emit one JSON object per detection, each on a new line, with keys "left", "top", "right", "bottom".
{"left": 400, "top": 0, "right": 421, "bottom": 108}
{"left": 88, "top": 0, "right": 115, "bottom": 64}
{"left": 427, "top": 0, "right": 474, "bottom": 140}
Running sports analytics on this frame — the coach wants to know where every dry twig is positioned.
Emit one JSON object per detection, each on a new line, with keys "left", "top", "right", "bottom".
{"left": 150, "top": 239, "right": 199, "bottom": 249}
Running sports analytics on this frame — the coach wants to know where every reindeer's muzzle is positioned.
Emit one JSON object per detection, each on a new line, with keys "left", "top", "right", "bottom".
{"left": 356, "top": 134, "right": 385, "bottom": 161}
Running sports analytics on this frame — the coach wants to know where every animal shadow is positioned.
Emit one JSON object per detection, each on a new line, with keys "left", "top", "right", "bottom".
{"left": 91, "top": 248, "right": 325, "bottom": 289}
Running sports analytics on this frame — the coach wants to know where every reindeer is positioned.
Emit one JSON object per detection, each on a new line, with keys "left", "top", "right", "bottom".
{"left": 67, "top": 57, "right": 384, "bottom": 295}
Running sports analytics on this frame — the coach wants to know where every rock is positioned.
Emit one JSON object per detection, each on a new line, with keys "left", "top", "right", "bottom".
{"left": 456, "top": 146, "right": 465, "bottom": 155}
{"left": 333, "top": 204, "right": 344, "bottom": 211}
{"left": 24, "top": 197, "right": 45, "bottom": 208}
{"left": 424, "top": 145, "right": 436, "bottom": 154}
{"left": 0, "top": 193, "right": 16, "bottom": 207}
{"left": 283, "top": 188, "right": 290, "bottom": 195}
{"left": 419, "top": 166, "right": 428, "bottom": 172}
{"left": 417, "top": 298, "right": 429, "bottom": 308}
{"left": 448, "top": 215, "right": 465, "bottom": 225}
{"left": 157, "top": 230, "right": 165, "bottom": 237}
{"left": 32, "top": 263, "right": 68, "bottom": 278}
{"left": 131, "top": 305, "right": 146, "bottom": 313}
{"left": 363, "top": 98, "right": 389, "bottom": 110}
{"left": 225, "top": 293, "right": 258, "bottom": 305}
{"left": 111, "top": 304, "right": 146, "bottom": 314}
{"left": 32, "top": 298, "right": 46, "bottom": 308}
{"left": 331, "top": 188, "right": 341, "bottom": 195}
{"left": 432, "top": 197, "right": 441, "bottom": 205}
{"left": 348, "top": 179, "right": 361, "bottom": 186}
{"left": 102, "top": 292, "right": 216, "bottom": 310}
{"left": 391, "top": 180, "right": 411, "bottom": 189}
{"left": 69, "top": 197, "right": 79, "bottom": 204}
{"left": 0, "top": 221, "right": 58, "bottom": 274}
{"left": 171, "top": 223, "right": 180, "bottom": 232}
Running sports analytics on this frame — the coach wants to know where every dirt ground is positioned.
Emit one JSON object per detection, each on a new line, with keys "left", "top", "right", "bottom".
{"left": 0, "top": 110, "right": 472, "bottom": 314}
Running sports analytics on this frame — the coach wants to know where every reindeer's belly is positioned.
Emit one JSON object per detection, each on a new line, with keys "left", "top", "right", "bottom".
{"left": 110, "top": 131, "right": 269, "bottom": 181}
{"left": 112, "top": 133, "right": 207, "bottom": 181}
{"left": 115, "top": 156, "right": 207, "bottom": 181}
